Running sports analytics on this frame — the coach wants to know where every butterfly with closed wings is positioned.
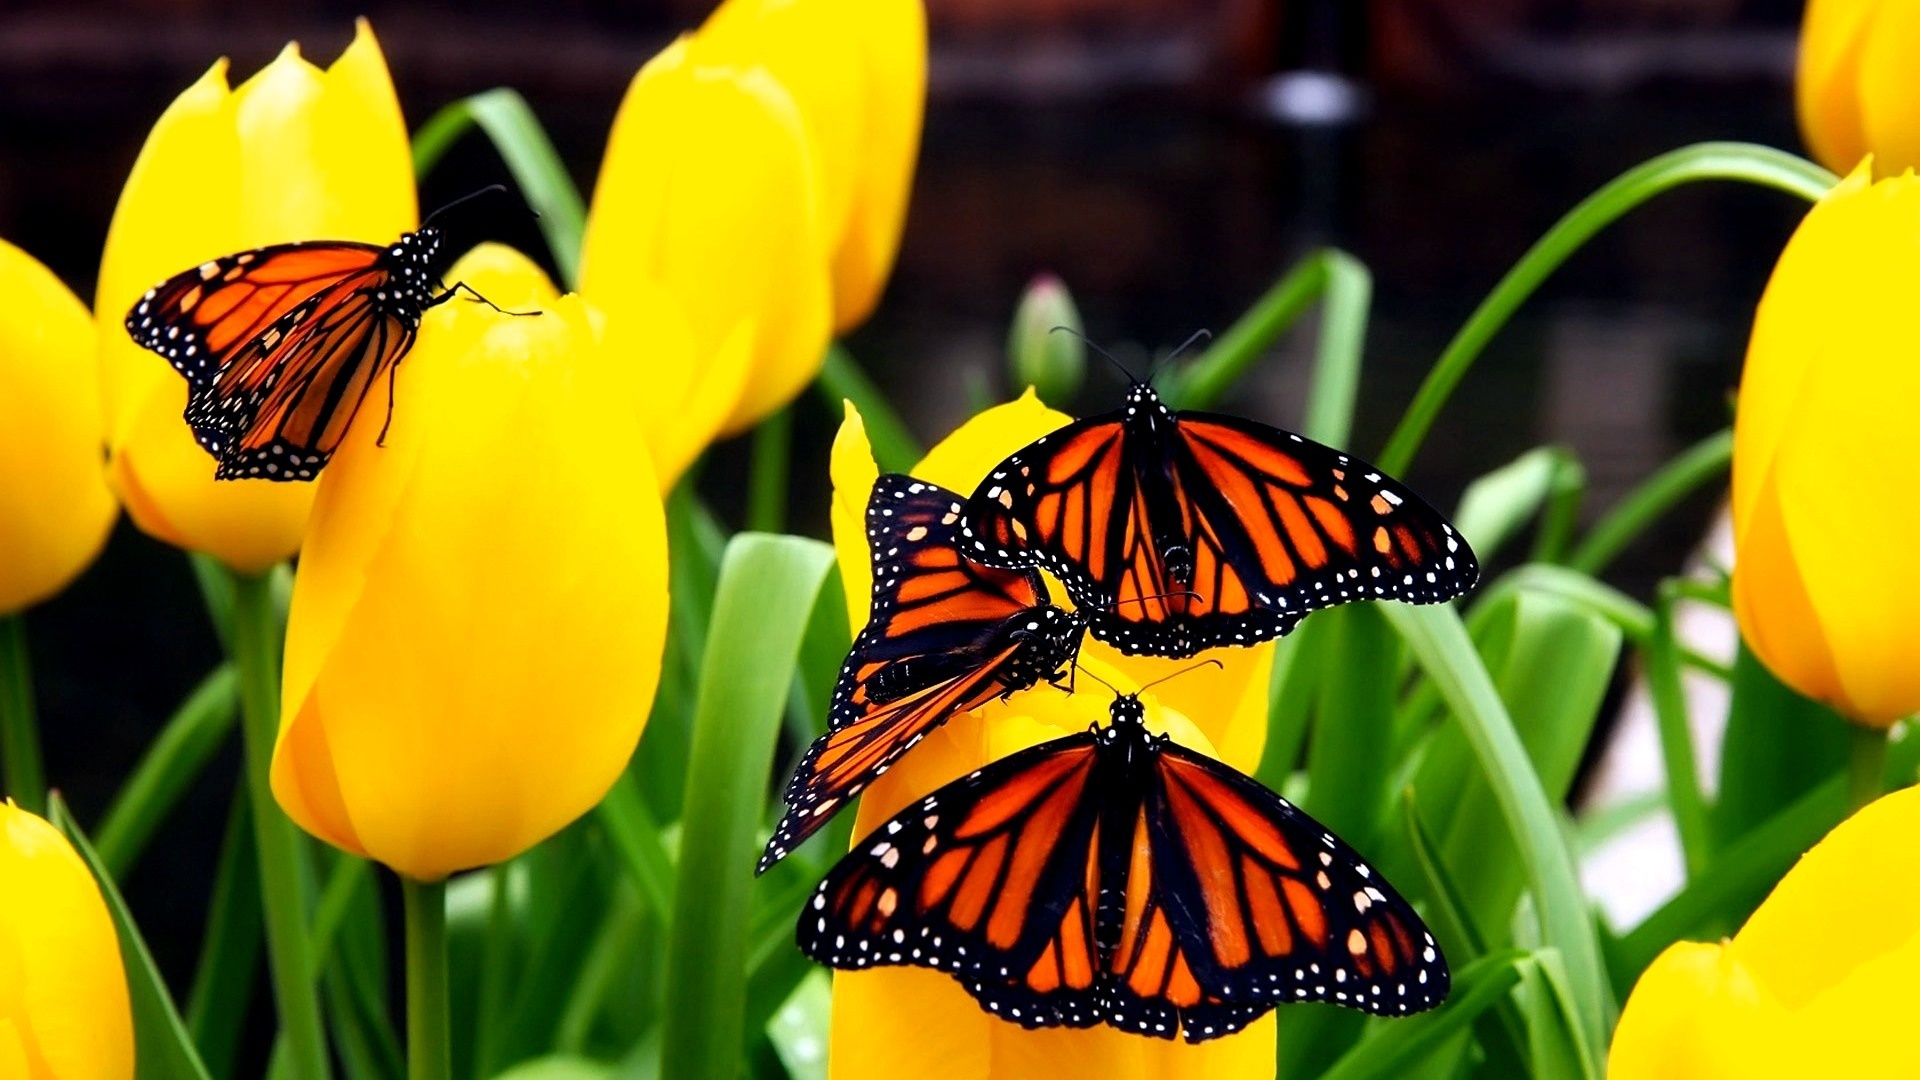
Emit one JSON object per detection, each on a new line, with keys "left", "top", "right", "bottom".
{"left": 960, "top": 379, "right": 1478, "bottom": 658}
{"left": 797, "top": 684, "right": 1448, "bottom": 1043}
{"left": 758, "top": 475, "right": 1088, "bottom": 874}
{"left": 124, "top": 187, "right": 527, "bottom": 481}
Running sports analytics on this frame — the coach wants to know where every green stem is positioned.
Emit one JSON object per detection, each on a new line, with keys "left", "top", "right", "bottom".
{"left": 96, "top": 663, "right": 239, "bottom": 876}
{"left": 402, "top": 876, "right": 450, "bottom": 1080}
{"left": 1377, "top": 143, "right": 1836, "bottom": 476}
{"left": 1648, "top": 585, "right": 1711, "bottom": 879}
{"left": 746, "top": 407, "right": 793, "bottom": 534}
{"left": 1848, "top": 723, "right": 1890, "bottom": 814}
{"left": 229, "top": 569, "right": 330, "bottom": 1080}
{"left": 1570, "top": 429, "right": 1733, "bottom": 575}
{"left": 0, "top": 615, "right": 43, "bottom": 814}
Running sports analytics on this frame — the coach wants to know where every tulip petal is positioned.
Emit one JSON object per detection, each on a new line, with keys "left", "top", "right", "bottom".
{"left": 277, "top": 275, "right": 668, "bottom": 879}
{"left": 1609, "top": 941, "right": 1786, "bottom": 1080}
{"left": 0, "top": 240, "right": 115, "bottom": 615}
{"left": 580, "top": 37, "right": 830, "bottom": 439}
{"left": 0, "top": 804, "right": 134, "bottom": 1080}
{"left": 1856, "top": 1, "right": 1920, "bottom": 178}
{"left": 829, "top": 402, "right": 881, "bottom": 632}
{"left": 1796, "top": 0, "right": 1875, "bottom": 175}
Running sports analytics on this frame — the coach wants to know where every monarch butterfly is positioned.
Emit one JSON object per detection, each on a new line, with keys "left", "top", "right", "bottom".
{"left": 758, "top": 475, "right": 1087, "bottom": 874}
{"left": 797, "top": 689, "right": 1448, "bottom": 1042}
{"left": 124, "top": 187, "right": 523, "bottom": 481}
{"left": 959, "top": 381, "right": 1478, "bottom": 658}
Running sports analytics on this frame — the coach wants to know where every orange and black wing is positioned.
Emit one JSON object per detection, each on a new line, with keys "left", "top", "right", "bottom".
{"left": 758, "top": 476, "right": 1079, "bottom": 872}
{"left": 796, "top": 731, "right": 1107, "bottom": 1032}
{"left": 127, "top": 241, "right": 413, "bottom": 480}
{"left": 1165, "top": 412, "right": 1476, "bottom": 650}
{"left": 1142, "top": 742, "right": 1448, "bottom": 1021}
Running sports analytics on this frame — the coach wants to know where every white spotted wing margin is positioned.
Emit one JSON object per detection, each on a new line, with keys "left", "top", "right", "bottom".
{"left": 756, "top": 475, "right": 1084, "bottom": 875}
{"left": 1142, "top": 740, "right": 1451, "bottom": 1017}
{"left": 795, "top": 731, "right": 1109, "bottom": 1029}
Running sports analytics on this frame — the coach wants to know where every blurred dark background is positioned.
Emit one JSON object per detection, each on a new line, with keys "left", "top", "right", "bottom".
{"left": 5, "top": 0, "right": 1807, "bottom": 1046}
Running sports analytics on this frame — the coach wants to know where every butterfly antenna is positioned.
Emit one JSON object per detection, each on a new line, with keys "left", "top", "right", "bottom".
{"left": 1071, "top": 662, "right": 1121, "bottom": 697}
{"left": 1147, "top": 328, "right": 1212, "bottom": 387}
{"left": 1094, "top": 589, "right": 1199, "bottom": 613}
{"left": 422, "top": 184, "right": 514, "bottom": 229}
{"left": 1137, "top": 658, "right": 1224, "bottom": 695}
{"left": 1052, "top": 325, "right": 1138, "bottom": 386}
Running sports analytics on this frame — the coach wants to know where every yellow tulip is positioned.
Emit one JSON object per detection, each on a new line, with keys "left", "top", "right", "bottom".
{"left": 1610, "top": 784, "right": 1920, "bottom": 1077}
{"left": 694, "top": 0, "right": 926, "bottom": 331}
{"left": 0, "top": 240, "right": 116, "bottom": 615}
{"left": 94, "top": 19, "right": 415, "bottom": 572}
{"left": 0, "top": 801, "right": 134, "bottom": 1080}
{"left": 579, "top": 35, "right": 829, "bottom": 482}
{"left": 823, "top": 390, "right": 1277, "bottom": 1078}
{"left": 1797, "top": 0, "right": 1920, "bottom": 176}
{"left": 274, "top": 247, "right": 669, "bottom": 881}
{"left": 1731, "top": 161, "right": 1920, "bottom": 726}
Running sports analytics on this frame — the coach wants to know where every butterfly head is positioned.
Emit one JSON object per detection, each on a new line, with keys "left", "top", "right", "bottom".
{"left": 379, "top": 228, "right": 448, "bottom": 316}
{"left": 1107, "top": 693, "right": 1147, "bottom": 729}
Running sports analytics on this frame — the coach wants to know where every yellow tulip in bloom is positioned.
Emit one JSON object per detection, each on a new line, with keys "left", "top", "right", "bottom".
{"left": 94, "top": 19, "right": 415, "bottom": 572}
{"left": 274, "top": 246, "right": 669, "bottom": 881}
{"left": 695, "top": 0, "right": 927, "bottom": 332}
{"left": 1797, "top": 0, "right": 1920, "bottom": 176}
{"left": 823, "top": 390, "right": 1277, "bottom": 1078}
{"left": 0, "top": 241, "right": 116, "bottom": 615}
{"left": 1610, "top": 784, "right": 1920, "bottom": 1077}
{"left": 1731, "top": 161, "right": 1920, "bottom": 726}
{"left": 580, "top": 35, "right": 829, "bottom": 484}
{"left": 0, "top": 801, "right": 135, "bottom": 1080}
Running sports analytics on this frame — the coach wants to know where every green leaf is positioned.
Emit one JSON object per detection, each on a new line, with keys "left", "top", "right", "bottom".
{"left": 49, "top": 794, "right": 215, "bottom": 1080}
{"left": 816, "top": 345, "right": 923, "bottom": 472}
{"left": 1647, "top": 583, "right": 1711, "bottom": 878}
{"left": 765, "top": 971, "right": 832, "bottom": 1080}
{"left": 1305, "top": 606, "right": 1400, "bottom": 849}
{"left": 185, "top": 787, "right": 260, "bottom": 1079}
{"left": 1417, "top": 588, "right": 1621, "bottom": 937}
{"left": 1252, "top": 622, "right": 1326, "bottom": 793}
{"left": 491, "top": 1057, "right": 616, "bottom": 1080}
{"left": 1714, "top": 643, "right": 1851, "bottom": 853}
{"left": 659, "top": 534, "right": 836, "bottom": 1080}
{"left": 1317, "top": 949, "right": 1528, "bottom": 1080}
{"left": 1613, "top": 773, "right": 1846, "bottom": 988}
{"left": 95, "top": 663, "right": 238, "bottom": 877}
{"left": 1382, "top": 603, "right": 1612, "bottom": 1073}
{"left": 1569, "top": 428, "right": 1731, "bottom": 575}
{"left": 1166, "top": 248, "right": 1371, "bottom": 447}
{"left": 1452, "top": 447, "right": 1581, "bottom": 565}
{"left": 1378, "top": 142, "right": 1834, "bottom": 475}
{"left": 412, "top": 88, "right": 589, "bottom": 288}
{"left": 1515, "top": 949, "right": 1600, "bottom": 1080}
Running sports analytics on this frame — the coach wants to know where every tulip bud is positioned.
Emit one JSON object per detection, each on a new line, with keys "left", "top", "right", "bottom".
{"left": 1797, "top": 0, "right": 1920, "bottom": 176}
{"left": 1006, "top": 274, "right": 1086, "bottom": 407}
{"left": 0, "top": 801, "right": 135, "bottom": 1080}
{"left": 94, "top": 20, "right": 414, "bottom": 571}
{"left": 275, "top": 247, "right": 669, "bottom": 880}
{"left": 0, "top": 240, "right": 115, "bottom": 615}
{"left": 1731, "top": 161, "right": 1920, "bottom": 727}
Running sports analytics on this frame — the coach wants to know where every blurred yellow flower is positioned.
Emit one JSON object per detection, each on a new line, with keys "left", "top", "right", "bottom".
{"left": 580, "top": 35, "right": 828, "bottom": 485}
{"left": 274, "top": 247, "right": 669, "bottom": 881}
{"left": 0, "top": 801, "right": 134, "bottom": 1080}
{"left": 1797, "top": 0, "right": 1920, "bottom": 176}
{"left": 695, "top": 0, "right": 926, "bottom": 332}
{"left": 0, "top": 240, "right": 115, "bottom": 615}
{"left": 1610, "top": 784, "right": 1920, "bottom": 1077}
{"left": 1731, "top": 161, "right": 1920, "bottom": 726}
{"left": 94, "top": 19, "right": 415, "bottom": 572}
{"left": 823, "top": 390, "right": 1276, "bottom": 1077}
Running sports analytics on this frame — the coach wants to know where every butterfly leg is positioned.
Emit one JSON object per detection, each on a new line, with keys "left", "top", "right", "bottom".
{"left": 431, "top": 281, "right": 542, "bottom": 317}
{"left": 377, "top": 355, "right": 400, "bottom": 447}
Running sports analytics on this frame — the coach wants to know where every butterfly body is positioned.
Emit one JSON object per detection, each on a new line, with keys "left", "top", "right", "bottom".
{"left": 758, "top": 476, "right": 1087, "bottom": 874}
{"left": 126, "top": 223, "right": 461, "bottom": 481}
{"left": 961, "top": 383, "right": 1478, "bottom": 658}
{"left": 798, "top": 693, "right": 1448, "bottom": 1042}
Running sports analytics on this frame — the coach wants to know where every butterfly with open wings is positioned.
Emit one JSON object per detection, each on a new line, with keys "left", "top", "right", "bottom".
{"left": 797, "top": 689, "right": 1448, "bottom": 1042}
{"left": 960, "top": 381, "right": 1478, "bottom": 658}
{"left": 758, "top": 475, "right": 1088, "bottom": 874}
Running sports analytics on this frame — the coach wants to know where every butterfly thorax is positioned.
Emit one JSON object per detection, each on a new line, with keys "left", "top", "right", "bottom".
{"left": 371, "top": 227, "right": 448, "bottom": 323}
{"left": 1122, "top": 385, "right": 1196, "bottom": 587}
{"left": 995, "top": 604, "right": 1086, "bottom": 690}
